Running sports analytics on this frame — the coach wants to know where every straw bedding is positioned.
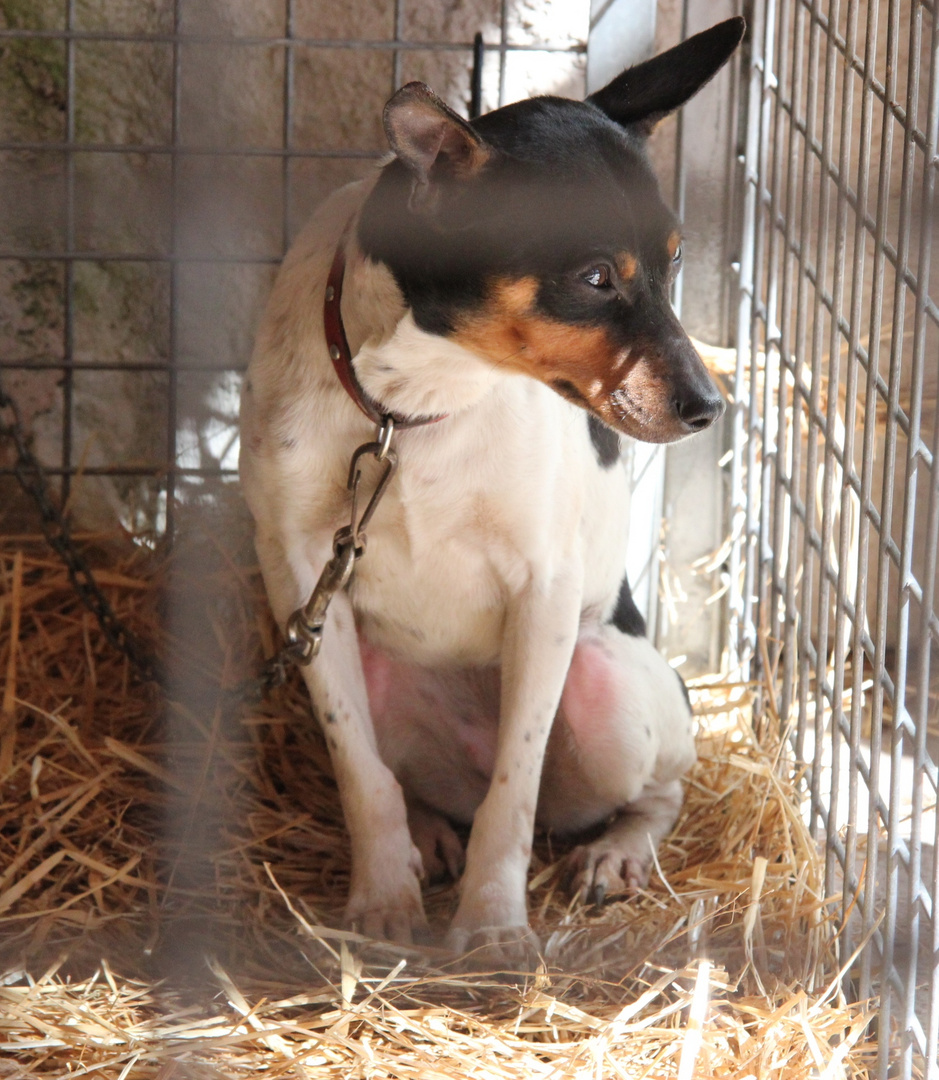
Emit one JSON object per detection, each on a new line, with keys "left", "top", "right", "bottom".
{"left": 0, "top": 508, "right": 877, "bottom": 1078}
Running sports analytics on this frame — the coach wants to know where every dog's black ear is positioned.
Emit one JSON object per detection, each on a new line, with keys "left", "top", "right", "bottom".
{"left": 588, "top": 17, "right": 745, "bottom": 138}
{"left": 384, "top": 82, "right": 491, "bottom": 210}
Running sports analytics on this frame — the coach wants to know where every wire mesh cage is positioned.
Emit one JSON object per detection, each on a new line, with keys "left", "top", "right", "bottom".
{"left": 732, "top": 0, "right": 939, "bottom": 1073}
{"left": 4, "top": 0, "right": 938, "bottom": 1073}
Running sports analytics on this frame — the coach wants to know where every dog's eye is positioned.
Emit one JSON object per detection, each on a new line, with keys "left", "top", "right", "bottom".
{"left": 672, "top": 244, "right": 683, "bottom": 265}
{"left": 583, "top": 265, "right": 612, "bottom": 288}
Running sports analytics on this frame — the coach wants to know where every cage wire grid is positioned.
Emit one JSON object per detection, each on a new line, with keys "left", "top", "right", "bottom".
{"left": 0, "top": 0, "right": 585, "bottom": 535}
{"left": 4, "top": 0, "right": 939, "bottom": 1073}
{"left": 732, "top": 0, "right": 939, "bottom": 1074}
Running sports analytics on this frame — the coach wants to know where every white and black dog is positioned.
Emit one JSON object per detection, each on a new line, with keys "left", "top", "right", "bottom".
{"left": 240, "top": 18, "right": 744, "bottom": 959}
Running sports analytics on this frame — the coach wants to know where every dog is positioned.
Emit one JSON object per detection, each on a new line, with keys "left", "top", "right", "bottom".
{"left": 240, "top": 17, "right": 744, "bottom": 959}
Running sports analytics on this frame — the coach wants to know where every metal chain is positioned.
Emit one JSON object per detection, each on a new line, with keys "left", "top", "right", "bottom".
{"left": 0, "top": 375, "right": 398, "bottom": 700}
{"left": 0, "top": 374, "right": 167, "bottom": 687}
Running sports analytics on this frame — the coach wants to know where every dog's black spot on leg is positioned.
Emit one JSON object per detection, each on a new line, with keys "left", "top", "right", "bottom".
{"left": 328, "top": 737, "right": 338, "bottom": 750}
{"left": 609, "top": 573, "right": 646, "bottom": 637}
{"left": 644, "top": 724, "right": 651, "bottom": 739}
{"left": 325, "top": 711, "right": 338, "bottom": 725}
{"left": 587, "top": 414, "right": 621, "bottom": 468}
{"left": 524, "top": 731, "right": 531, "bottom": 742}
{"left": 280, "top": 436, "right": 297, "bottom": 450}
{"left": 244, "top": 378, "right": 253, "bottom": 393}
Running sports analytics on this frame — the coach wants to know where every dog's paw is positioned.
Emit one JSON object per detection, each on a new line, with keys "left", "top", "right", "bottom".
{"left": 446, "top": 923, "right": 541, "bottom": 971}
{"left": 447, "top": 875, "right": 537, "bottom": 969}
{"left": 563, "top": 838, "right": 653, "bottom": 906}
{"left": 345, "top": 883, "right": 427, "bottom": 944}
{"left": 345, "top": 838, "right": 427, "bottom": 944}
{"left": 407, "top": 804, "right": 465, "bottom": 882}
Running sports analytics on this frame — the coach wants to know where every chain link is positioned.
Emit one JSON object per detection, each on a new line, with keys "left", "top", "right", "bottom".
{"left": 284, "top": 416, "right": 397, "bottom": 665}
{"left": 0, "top": 374, "right": 167, "bottom": 687}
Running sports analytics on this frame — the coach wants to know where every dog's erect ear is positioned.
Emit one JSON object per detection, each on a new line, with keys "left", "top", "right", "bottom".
{"left": 588, "top": 17, "right": 745, "bottom": 137}
{"left": 384, "top": 82, "right": 491, "bottom": 209}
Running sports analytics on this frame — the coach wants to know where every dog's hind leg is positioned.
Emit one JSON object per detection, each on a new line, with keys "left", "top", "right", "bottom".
{"left": 538, "top": 627, "right": 696, "bottom": 903}
{"left": 562, "top": 780, "right": 685, "bottom": 903}
{"left": 406, "top": 799, "right": 466, "bottom": 883}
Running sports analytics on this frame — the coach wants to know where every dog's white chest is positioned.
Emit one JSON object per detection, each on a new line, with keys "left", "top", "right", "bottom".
{"left": 348, "top": 387, "right": 607, "bottom": 665}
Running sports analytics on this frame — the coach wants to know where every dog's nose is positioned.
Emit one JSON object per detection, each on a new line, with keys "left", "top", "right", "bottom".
{"left": 675, "top": 392, "right": 725, "bottom": 432}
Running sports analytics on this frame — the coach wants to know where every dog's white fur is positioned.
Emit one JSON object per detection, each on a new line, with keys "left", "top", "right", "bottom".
{"left": 240, "top": 178, "right": 696, "bottom": 954}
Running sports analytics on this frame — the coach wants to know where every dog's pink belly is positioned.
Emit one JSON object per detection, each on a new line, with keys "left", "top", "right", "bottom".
{"left": 361, "top": 641, "right": 496, "bottom": 768}
{"left": 358, "top": 639, "right": 499, "bottom": 822}
{"left": 355, "top": 631, "right": 672, "bottom": 832}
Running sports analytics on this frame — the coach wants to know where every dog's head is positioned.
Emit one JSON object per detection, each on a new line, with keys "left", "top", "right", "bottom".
{"left": 358, "top": 18, "right": 745, "bottom": 443}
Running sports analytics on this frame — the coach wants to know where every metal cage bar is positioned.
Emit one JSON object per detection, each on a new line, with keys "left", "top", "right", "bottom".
{"left": 735, "top": 0, "right": 939, "bottom": 1074}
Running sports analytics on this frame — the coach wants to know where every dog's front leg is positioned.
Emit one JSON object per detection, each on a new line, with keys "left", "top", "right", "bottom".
{"left": 300, "top": 589, "right": 426, "bottom": 941}
{"left": 256, "top": 532, "right": 425, "bottom": 941}
{"left": 448, "top": 568, "right": 582, "bottom": 960}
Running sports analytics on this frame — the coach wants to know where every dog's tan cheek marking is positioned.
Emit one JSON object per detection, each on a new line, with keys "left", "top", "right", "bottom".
{"left": 667, "top": 231, "right": 681, "bottom": 260}
{"left": 453, "top": 277, "right": 623, "bottom": 402}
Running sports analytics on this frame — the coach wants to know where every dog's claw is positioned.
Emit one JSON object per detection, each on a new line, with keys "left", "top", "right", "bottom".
{"left": 564, "top": 841, "right": 653, "bottom": 907}
{"left": 344, "top": 836, "right": 428, "bottom": 944}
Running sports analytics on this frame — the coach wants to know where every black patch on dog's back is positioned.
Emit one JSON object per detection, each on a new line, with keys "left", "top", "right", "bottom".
{"left": 588, "top": 414, "right": 620, "bottom": 468}
{"left": 674, "top": 668, "right": 692, "bottom": 711}
{"left": 609, "top": 573, "right": 646, "bottom": 637}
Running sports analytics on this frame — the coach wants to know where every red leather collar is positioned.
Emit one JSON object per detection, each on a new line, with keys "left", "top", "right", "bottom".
{"left": 324, "top": 232, "right": 447, "bottom": 429}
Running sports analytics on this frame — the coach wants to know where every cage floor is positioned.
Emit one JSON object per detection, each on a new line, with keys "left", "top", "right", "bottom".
{"left": 0, "top": 508, "right": 877, "bottom": 1077}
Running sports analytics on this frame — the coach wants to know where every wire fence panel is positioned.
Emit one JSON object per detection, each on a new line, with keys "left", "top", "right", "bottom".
{"left": 733, "top": 0, "right": 939, "bottom": 1073}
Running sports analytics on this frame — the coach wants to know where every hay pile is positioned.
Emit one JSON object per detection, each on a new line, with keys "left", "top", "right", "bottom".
{"left": 0, "top": 516, "right": 877, "bottom": 1077}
